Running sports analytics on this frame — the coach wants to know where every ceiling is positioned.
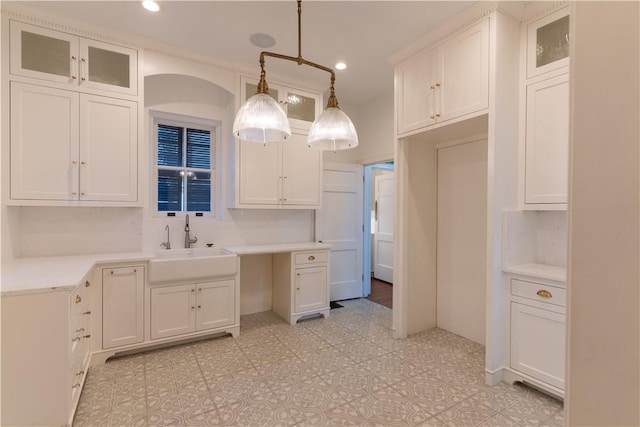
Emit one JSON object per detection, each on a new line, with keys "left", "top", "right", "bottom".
{"left": 5, "top": 1, "right": 478, "bottom": 106}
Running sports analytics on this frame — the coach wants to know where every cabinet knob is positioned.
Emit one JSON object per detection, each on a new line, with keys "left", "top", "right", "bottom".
{"left": 75, "top": 295, "right": 82, "bottom": 304}
{"left": 72, "top": 160, "right": 78, "bottom": 165}
{"left": 536, "top": 289, "right": 552, "bottom": 298}
{"left": 308, "top": 255, "right": 316, "bottom": 261}
{"left": 72, "top": 192, "right": 78, "bottom": 196}
{"left": 71, "top": 55, "right": 77, "bottom": 60}
{"left": 191, "top": 289, "right": 195, "bottom": 292}
{"left": 83, "top": 334, "right": 91, "bottom": 339}
{"left": 191, "top": 306, "right": 195, "bottom": 310}
{"left": 72, "top": 75, "right": 77, "bottom": 80}
{"left": 198, "top": 305, "right": 201, "bottom": 309}
{"left": 85, "top": 280, "right": 90, "bottom": 287}
{"left": 81, "top": 77, "right": 86, "bottom": 81}
{"left": 80, "top": 161, "right": 86, "bottom": 165}
{"left": 80, "top": 192, "right": 85, "bottom": 196}
{"left": 435, "top": 83, "right": 441, "bottom": 88}
{"left": 296, "top": 287, "right": 300, "bottom": 290}
{"left": 429, "top": 115, "right": 435, "bottom": 119}
{"left": 435, "top": 113, "right": 441, "bottom": 118}
{"left": 75, "top": 328, "right": 85, "bottom": 333}
{"left": 430, "top": 85, "right": 435, "bottom": 90}
{"left": 83, "top": 310, "right": 92, "bottom": 315}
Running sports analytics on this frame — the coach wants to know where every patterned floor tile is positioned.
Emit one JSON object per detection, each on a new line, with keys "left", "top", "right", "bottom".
{"left": 75, "top": 307, "right": 565, "bottom": 427}
{"left": 436, "top": 398, "right": 497, "bottom": 426}
{"left": 349, "top": 386, "right": 433, "bottom": 426}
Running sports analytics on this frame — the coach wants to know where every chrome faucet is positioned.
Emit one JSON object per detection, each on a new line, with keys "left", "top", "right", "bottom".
{"left": 184, "top": 214, "right": 198, "bottom": 248}
{"left": 160, "top": 225, "right": 171, "bottom": 250}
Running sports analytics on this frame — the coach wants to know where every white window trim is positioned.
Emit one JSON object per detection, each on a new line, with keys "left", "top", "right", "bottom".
{"left": 150, "top": 110, "right": 221, "bottom": 218}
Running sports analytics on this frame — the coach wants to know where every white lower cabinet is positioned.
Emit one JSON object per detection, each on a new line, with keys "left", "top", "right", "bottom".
{"left": 151, "top": 280, "right": 236, "bottom": 340}
{"left": 507, "top": 276, "right": 566, "bottom": 395}
{"left": 272, "top": 250, "right": 330, "bottom": 324}
{"left": 510, "top": 302, "right": 566, "bottom": 390}
{"left": 1, "top": 277, "right": 92, "bottom": 426}
{"left": 294, "top": 266, "right": 328, "bottom": 314}
{"left": 102, "top": 265, "right": 144, "bottom": 349}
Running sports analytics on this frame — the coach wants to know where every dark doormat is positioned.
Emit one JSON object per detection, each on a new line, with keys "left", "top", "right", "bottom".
{"left": 330, "top": 301, "right": 343, "bottom": 309}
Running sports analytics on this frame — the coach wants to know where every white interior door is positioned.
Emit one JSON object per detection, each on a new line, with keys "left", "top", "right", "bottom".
{"left": 315, "top": 162, "right": 364, "bottom": 301}
{"left": 436, "top": 139, "right": 487, "bottom": 345}
{"left": 374, "top": 173, "right": 394, "bottom": 283}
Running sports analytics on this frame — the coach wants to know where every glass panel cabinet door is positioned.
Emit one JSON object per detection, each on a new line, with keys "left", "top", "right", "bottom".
{"left": 80, "top": 39, "right": 138, "bottom": 95}
{"left": 10, "top": 21, "right": 79, "bottom": 84}
{"left": 283, "top": 88, "right": 320, "bottom": 131}
{"left": 527, "top": 7, "right": 570, "bottom": 78}
{"left": 285, "top": 91, "right": 316, "bottom": 122}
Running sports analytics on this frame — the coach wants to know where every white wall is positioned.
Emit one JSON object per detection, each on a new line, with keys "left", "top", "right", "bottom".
{"left": 566, "top": 2, "right": 639, "bottom": 425}
{"left": 324, "top": 92, "right": 394, "bottom": 165}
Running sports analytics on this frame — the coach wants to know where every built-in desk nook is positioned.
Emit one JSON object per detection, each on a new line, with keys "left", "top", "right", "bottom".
{"left": 225, "top": 242, "right": 331, "bottom": 324}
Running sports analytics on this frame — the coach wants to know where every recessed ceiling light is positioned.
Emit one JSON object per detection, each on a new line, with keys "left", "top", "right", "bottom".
{"left": 250, "top": 33, "right": 276, "bottom": 49}
{"left": 142, "top": 0, "right": 160, "bottom": 12}
{"left": 335, "top": 62, "right": 347, "bottom": 70}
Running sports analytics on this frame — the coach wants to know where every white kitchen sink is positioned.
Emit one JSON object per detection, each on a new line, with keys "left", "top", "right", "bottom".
{"left": 149, "top": 247, "right": 238, "bottom": 283}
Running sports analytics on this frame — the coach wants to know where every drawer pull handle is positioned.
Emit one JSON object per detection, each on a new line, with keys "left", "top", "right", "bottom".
{"left": 75, "top": 328, "right": 85, "bottom": 333}
{"left": 536, "top": 289, "right": 552, "bottom": 298}
{"left": 72, "top": 383, "right": 81, "bottom": 388}
{"left": 76, "top": 370, "right": 85, "bottom": 376}
{"left": 72, "top": 337, "right": 81, "bottom": 342}
{"left": 83, "top": 310, "right": 91, "bottom": 315}
{"left": 75, "top": 295, "right": 82, "bottom": 304}
{"left": 308, "top": 255, "right": 316, "bottom": 261}
{"left": 83, "top": 334, "right": 91, "bottom": 339}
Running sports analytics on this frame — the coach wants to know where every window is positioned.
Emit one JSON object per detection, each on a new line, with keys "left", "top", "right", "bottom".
{"left": 155, "top": 119, "right": 214, "bottom": 214}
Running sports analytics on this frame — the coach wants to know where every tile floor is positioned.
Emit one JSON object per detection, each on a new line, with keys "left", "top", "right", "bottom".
{"left": 74, "top": 299, "right": 564, "bottom": 427}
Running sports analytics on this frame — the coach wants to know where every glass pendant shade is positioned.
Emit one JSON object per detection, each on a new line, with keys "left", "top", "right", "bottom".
{"left": 233, "top": 93, "right": 291, "bottom": 143}
{"left": 307, "top": 107, "right": 358, "bottom": 152}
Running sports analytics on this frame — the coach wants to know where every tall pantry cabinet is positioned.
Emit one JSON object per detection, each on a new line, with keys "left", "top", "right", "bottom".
{"left": 6, "top": 20, "right": 141, "bottom": 206}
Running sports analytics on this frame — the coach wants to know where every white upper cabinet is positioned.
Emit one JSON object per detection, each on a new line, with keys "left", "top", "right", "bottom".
{"left": 396, "top": 19, "right": 489, "bottom": 136}
{"left": 523, "top": 74, "right": 569, "bottom": 206}
{"left": 10, "top": 21, "right": 137, "bottom": 96}
{"left": 237, "top": 132, "right": 321, "bottom": 208}
{"left": 395, "top": 49, "right": 436, "bottom": 133}
{"left": 230, "top": 76, "right": 322, "bottom": 209}
{"left": 520, "top": 6, "right": 570, "bottom": 210}
{"left": 10, "top": 82, "right": 138, "bottom": 204}
{"left": 436, "top": 21, "right": 490, "bottom": 122}
{"left": 10, "top": 83, "right": 79, "bottom": 201}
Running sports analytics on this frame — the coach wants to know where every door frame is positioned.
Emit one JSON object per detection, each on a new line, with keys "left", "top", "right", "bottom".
{"left": 363, "top": 162, "right": 394, "bottom": 296}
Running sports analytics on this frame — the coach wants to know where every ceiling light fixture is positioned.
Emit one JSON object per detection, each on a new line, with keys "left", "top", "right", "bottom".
{"left": 233, "top": 0, "right": 358, "bottom": 151}
{"left": 142, "top": 0, "right": 160, "bottom": 12}
{"left": 335, "top": 62, "right": 347, "bottom": 70}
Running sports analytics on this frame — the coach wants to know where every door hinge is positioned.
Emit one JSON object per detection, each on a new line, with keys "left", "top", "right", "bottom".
{"left": 362, "top": 274, "right": 364, "bottom": 282}
{"left": 362, "top": 224, "right": 364, "bottom": 232}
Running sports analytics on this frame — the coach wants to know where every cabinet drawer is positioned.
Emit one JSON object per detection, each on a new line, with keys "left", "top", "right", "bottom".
{"left": 294, "top": 251, "right": 327, "bottom": 266}
{"left": 511, "top": 279, "right": 566, "bottom": 307}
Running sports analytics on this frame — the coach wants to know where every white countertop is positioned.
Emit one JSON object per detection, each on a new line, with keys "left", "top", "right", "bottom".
{"left": 225, "top": 242, "right": 331, "bottom": 255}
{"left": 503, "top": 263, "right": 567, "bottom": 282}
{"left": 1, "top": 242, "right": 331, "bottom": 296}
{"left": 1, "top": 252, "right": 153, "bottom": 296}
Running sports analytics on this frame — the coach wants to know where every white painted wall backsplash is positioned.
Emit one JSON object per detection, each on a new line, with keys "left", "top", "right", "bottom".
{"left": 502, "top": 210, "right": 567, "bottom": 267}
{"left": 13, "top": 207, "right": 143, "bottom": 257}
{"left": 13, "top": 206, "right": 314, "bottom": 258}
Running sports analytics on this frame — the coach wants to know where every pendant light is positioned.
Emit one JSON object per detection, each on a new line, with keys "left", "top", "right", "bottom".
{"left": 232, "top": 0, "right": 358, "bottom": 151}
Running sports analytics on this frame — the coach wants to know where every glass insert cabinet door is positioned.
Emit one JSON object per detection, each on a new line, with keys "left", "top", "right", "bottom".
{"left": 10, "top": 21, "right": 137, "bottom": 95}
{"left": 242, "top": 78, "right": 320, "bottom": 131}
{"left": 527, "top": 7, "right": 570, "bottom": 78}
{"left": 10, "top": 21, "right": 79, "bottom": 84}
